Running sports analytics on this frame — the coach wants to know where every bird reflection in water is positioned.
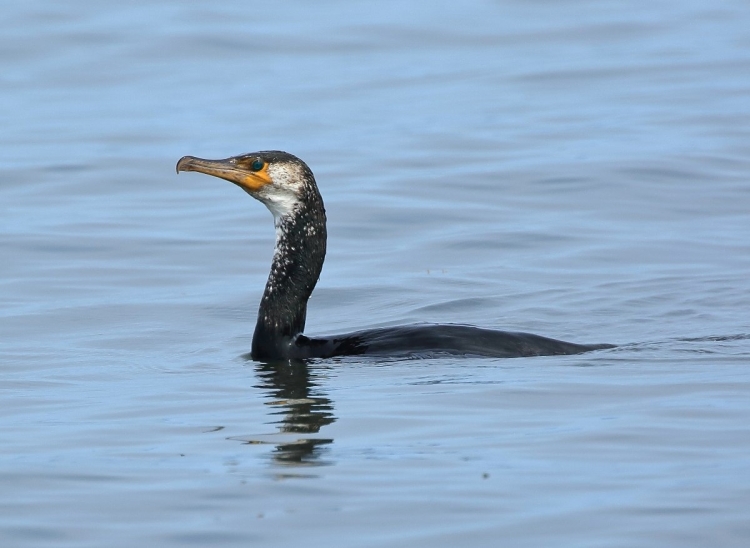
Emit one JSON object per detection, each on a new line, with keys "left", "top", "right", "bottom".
{"left": 252, "top": 359, "right": 335, "bottom": 466}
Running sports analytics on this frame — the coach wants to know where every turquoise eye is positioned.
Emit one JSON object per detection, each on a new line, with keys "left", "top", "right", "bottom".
{"left": 251, "top": 159, "right": 264, "bottom": 171}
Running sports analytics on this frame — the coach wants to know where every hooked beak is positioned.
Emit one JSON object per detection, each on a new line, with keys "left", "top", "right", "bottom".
{"left": 176, "top": 155, "right": 271, "bottom": 192}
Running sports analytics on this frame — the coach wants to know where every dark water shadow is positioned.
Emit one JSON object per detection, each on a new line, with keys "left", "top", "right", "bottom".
{"left": 246, "top": 357, "right": 336, "bottom": 467}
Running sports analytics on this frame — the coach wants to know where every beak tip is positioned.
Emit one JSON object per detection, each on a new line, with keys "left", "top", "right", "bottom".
{"left": 176, "top": 155, "right": 193, "bottom": 174}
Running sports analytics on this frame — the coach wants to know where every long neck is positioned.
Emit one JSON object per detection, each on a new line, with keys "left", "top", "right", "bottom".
{"left": 251, "top": 188, "right": 326, "bottom": 360}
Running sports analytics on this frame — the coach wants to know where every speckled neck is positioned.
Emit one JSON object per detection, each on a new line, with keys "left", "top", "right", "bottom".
{"left": 251, "top": 180, "right": 327, "bottom": 360}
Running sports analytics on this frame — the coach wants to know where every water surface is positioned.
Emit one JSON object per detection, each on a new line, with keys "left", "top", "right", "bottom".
{"left": 2, "top": 1, "right": 750, "bottom": 546}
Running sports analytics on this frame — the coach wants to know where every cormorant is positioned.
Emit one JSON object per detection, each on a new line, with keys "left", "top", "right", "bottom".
{"left": 176, "top": 151, "right": 613, "bottom": 361}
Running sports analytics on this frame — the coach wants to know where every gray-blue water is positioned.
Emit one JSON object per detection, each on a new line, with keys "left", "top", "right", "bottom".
{"left": 2, "top": 1, "right": 750, "bottom": 546}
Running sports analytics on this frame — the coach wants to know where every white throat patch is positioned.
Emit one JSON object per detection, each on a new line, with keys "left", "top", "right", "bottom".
{"left": 255, "top": 162, "right": 305, "bottom": 222}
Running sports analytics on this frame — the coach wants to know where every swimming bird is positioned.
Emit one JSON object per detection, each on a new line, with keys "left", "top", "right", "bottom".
{"left": 176, "top": 151, "right": 613, "bottom": 361}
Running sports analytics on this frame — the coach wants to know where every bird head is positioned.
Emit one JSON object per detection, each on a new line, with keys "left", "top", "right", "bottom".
{"left": 176, "top": 150, "right": 315, "bottom": 221}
